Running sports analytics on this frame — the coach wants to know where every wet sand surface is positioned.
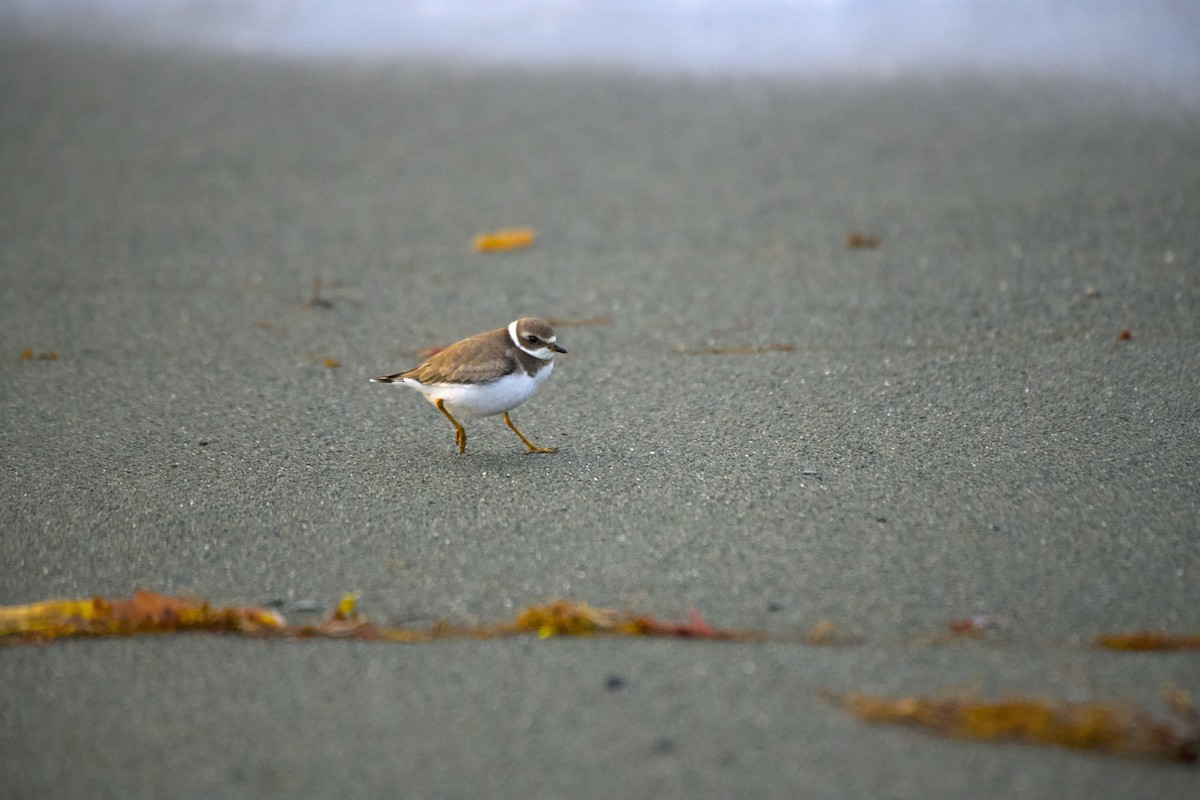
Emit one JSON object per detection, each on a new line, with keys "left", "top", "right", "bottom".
{"left": 2, "top": 40, "right": 1198, "bottom": 798}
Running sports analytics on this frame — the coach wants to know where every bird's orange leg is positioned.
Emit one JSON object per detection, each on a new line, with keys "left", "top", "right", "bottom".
{"left": 436, "top": 399, "right": 467, "bottom": 454}
{"left": 504, "top": 411, "right": 557, "bottom": 454}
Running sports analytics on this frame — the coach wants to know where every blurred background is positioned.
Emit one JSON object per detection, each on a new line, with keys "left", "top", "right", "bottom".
{"left": 4, "top": 0, "right": 1199, "bottom": 99}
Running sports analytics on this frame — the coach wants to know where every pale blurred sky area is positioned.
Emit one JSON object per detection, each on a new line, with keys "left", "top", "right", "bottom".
{"left": 3, "top": 0, "right": 1198, "bottom": 96}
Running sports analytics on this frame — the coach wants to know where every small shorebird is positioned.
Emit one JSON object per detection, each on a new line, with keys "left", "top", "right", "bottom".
{"left": 370, "top": 318, "right": 566, "bottom": 454}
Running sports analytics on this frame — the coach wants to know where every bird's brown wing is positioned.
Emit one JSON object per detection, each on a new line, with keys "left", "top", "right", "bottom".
{"left": 440, "top": 354, "right": 517, "bottom": 383}
{"left": 394, "top": 330, "right": 517, "bottom": 385}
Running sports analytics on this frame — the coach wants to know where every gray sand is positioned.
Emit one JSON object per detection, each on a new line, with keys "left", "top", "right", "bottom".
{"left": 1, "top": 41, "right": 1198, "bottom": 798}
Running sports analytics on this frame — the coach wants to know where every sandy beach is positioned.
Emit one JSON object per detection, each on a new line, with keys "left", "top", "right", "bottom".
{"left": 1, "top": 37, "right": 1198, "bottom": 798}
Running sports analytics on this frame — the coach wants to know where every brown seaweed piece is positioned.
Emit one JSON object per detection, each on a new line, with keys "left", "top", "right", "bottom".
{"left": 845, "top": 232, "right": 881, "bottom": 249}
{"left": 824, "top": 689, "right": 1199, "bottom": 765}
{"left": 0, "top": 590, "right": 284, "bottom": 640}
{"left": 1095, "top": 632, "right": 1200, "bottom": 652}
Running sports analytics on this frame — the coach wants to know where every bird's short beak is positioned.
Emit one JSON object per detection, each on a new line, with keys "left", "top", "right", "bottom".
{"left": 550, "top": 343, "right": 567, "bottom": 354}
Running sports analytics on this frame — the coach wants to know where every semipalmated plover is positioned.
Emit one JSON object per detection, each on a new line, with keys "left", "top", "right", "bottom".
{"left": 370, "top": 318, "right": 566, "bottom": 454}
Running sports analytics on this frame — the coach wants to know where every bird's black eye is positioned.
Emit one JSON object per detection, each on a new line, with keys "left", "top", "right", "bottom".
{"left": 526, "top": 335, "right": 538, "bottom": 343}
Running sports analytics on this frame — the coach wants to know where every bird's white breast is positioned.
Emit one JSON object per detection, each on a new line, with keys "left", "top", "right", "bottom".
{"left": 404, "top": 360, "right": 553, "bottom": 419}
